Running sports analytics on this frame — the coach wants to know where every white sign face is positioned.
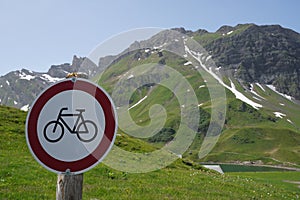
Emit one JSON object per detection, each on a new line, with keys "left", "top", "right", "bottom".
{"left": 26, "top": 78, "right": 117, "bottom": 174}
{"left": 38, "top": 90, "right": 105, "bottom": 161}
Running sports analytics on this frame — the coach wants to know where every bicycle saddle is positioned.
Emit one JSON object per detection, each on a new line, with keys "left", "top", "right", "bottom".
{"left": 76, "top": 108, "right": 86, "bottom": 112}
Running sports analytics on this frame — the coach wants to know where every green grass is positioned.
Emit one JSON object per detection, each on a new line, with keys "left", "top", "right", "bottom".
{"left": 0, "top": 128, "right": 57, "bottom": 199}
{"left": 193, "top": 24, "right": 253, "bottom": 46}
{"left": 0, "top": 106, "right": 27, "bottom": 135}
{"left": 83, "top": 167, "right": 300, "bottom": 200}
{"left": 230, "top": 171, "right": 300, "bottom": 196}
{"left": 201, "top": 127, "right": 300, "bottom": 166}
{"left": 1, "top": 106, "right": 300, "bottom": 199}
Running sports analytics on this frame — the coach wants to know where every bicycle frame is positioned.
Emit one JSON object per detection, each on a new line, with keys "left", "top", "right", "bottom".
{"left": 53, "top": 107, "right": 88, "bottom": 134}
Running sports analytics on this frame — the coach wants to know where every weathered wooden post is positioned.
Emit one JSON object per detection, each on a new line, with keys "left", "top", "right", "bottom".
{"left": 56, "top": 171, "right": 83, "bottom": 200}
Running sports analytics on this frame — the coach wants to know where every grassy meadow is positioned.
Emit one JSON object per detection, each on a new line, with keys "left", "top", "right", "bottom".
{"left": 0, "top": 106, "right": 299, "bottom": 199}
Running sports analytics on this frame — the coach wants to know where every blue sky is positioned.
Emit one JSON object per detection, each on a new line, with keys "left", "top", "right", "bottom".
{"left": 0, "top": 0, "right": 299, "bottom": 75}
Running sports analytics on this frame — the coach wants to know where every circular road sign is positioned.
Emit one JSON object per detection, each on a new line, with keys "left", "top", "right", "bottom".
{"left": 26, "top": 78, "right": 117, "bottom": 174}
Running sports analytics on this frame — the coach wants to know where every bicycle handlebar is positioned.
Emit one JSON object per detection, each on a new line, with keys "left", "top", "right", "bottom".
{"left": 60, "top": 107, "right": 68, "bottom": 111}
{"left": 59, "top": 107, "right": 68, "bottom": 114}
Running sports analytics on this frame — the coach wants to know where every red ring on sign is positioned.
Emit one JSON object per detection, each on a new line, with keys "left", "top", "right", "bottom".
{"left": 26, "top": 79, "right": 117, "bottom": 174}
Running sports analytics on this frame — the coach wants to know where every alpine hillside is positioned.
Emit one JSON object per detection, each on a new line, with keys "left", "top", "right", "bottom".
{"left": 1, "top": 23, "right": 300, "bottom": 167}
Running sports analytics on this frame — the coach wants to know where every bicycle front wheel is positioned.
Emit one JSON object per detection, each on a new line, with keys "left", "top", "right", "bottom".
{"left": 76, "top": 120, "right": 98, "bottom": 142}
{"left": 43, "top": 121, "right": 64, "bottom": 143}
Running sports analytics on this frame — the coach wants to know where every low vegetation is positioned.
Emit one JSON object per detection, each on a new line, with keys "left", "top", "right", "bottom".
{"left": 0, "top": 106, "right": 299, "bottom": 199}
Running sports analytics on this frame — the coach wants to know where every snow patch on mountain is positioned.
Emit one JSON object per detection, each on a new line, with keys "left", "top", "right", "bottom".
{"left": 20, "top": 104, "right": 29, "bottom": 112}
{"left": 250, "top": 84, "right": 265, "bottom": 100}
{"left": 40, "top": 74, "right": 63, "bottom": 83}
{"left": 128, "top": 96, "right": 148, "bottom": 110}
{"left": 184, "top": 61, "right": 192, "bottom": 66}
{"left": 206, "top": 55, "right": 212, "bottom": 61}
{"left": 256, "top": 83, "right": 265, "bottom": 92}
{"left": 127, "top": 74, "right": 134, "bottom": 79}
{"left": 154, "top": 42, "right": 167, "bottom": 50}
{"left": 19, "top": 71, "right": 35, "bottom": 80}
{"left": 229, "top": 80, "right": 263, "bottom": 109}
{"left": 266, "top": 85, "right": 293, "bottom": 101}
{"left": 222, "top": 30, "right": 234, "bottom": 36}
{"left": 252, "top": 96, "right": 262, "bottom": 101}
{"left": 227, "top": 30, "right": 233, "bottom": 35}
{"left": 273, "top": 112, "right": 286, "bottom": 118}
{"left": 184, "top": 42, "right": 262, "bottom": 109}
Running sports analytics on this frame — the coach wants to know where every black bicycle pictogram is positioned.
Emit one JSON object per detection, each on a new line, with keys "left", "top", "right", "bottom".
{"left": 43, "top": 107, "right": 98, "bottom": 143}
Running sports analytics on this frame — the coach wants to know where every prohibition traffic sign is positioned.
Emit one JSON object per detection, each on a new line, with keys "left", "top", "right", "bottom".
{"left": 25, "top": 78, "right": 117, "bottom": 174}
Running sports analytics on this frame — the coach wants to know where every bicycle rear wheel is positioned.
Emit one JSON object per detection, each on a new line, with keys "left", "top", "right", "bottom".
{"left": 76, "top": 120, "right": 98, "bottom": 142}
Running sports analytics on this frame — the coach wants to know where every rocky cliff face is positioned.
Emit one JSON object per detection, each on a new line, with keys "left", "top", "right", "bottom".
{"left": 125, "top": 24, "right": 300, "bottom": 99}
{"left": 199, "top": 24, "right": 300, "bottom": 98}
{"left": 0, "top": 56, "right": 85, "bottom": 109}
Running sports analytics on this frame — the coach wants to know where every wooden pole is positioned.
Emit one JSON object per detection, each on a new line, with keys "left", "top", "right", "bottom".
{"left": 56, "top": 172, "right": 83, "bottom": 200}
{"left": 56, "top": 72, "right": 88, "bottom": 200}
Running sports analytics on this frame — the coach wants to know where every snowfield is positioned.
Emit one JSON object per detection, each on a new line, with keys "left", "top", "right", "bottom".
{"left": 19, "top": 71, "right": 35, "bottom": 80}
{"left": 266, "top": 85, "right": 293, "bottom": 101}
{"left": 184, "top": 61, "right": 192, "bottom": 66}
{"left": 250, "top": 84, "right": 265, "bottom": 100}
{"left": 20, "top": 104, "right": 30, "bottom": 112}
{"left": 40, "top": 74, "right": 63, "bottom": 83}
{"left": 184, "top": 42, "right": 262, "bottom": 110}
{"left": 273, "top": 111, "right": 286, "bottom": 118}
{"left": 256, "top": 83, "right": 265, "bottom": 92}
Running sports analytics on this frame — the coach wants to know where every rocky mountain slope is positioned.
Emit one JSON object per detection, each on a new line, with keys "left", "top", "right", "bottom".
{"left": 142, "top": 24, "right": 300, "bottom": 99}
{"left": 202, "top": 24, "right": 300, "bottom": 99}
{"left": 1, "top": 24, "right": 300, "bottom": 110}
{"left": 95, "top": 24, "right": 300, "bottom": 166}
{"left": 0, "top": 56, "right": 89, "bottom": 109}
{"left": 1, "top": 23, "right": 300, "bottom": 166}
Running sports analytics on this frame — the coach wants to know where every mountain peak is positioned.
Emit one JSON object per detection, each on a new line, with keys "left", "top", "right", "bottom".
{"left": 216, "top": 25, "right": 234, "bottom": 34}
{"left": 171, "top": 27, "right": 193, "bottom": 35}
